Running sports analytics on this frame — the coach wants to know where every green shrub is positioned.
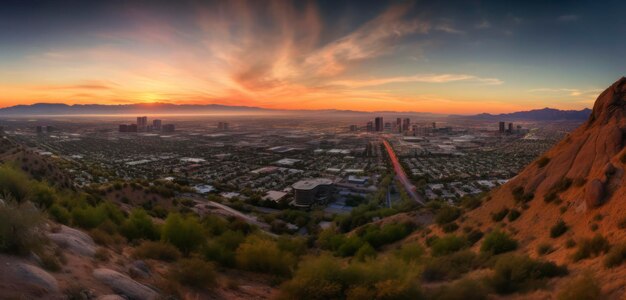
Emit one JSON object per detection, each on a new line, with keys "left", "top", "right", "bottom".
{"left": 507, "top": 209, "right": 521, "bottom": 222}
{"left": 604, "top": 243, "right": 626, "bottom": 268}
{"left": 161, "top": 213, "right": 205, "bottom": 255}
{"left": 422, "top": 250, "right": 478, "bottom": 282}
{"left": 460, "top": 195, "right": 482, "bottom": 210}
{"left": 0, "top": 201, "right": 46, "bottom": 255}
{"left": 435, "top": 206, "right": 461, "bottom": 225}
{"left": 557, "top": 273, "right": 601, "bottom": 300}
{"left": 120, "top": 209, "right": 160, "bottom": 242}
{"left": 236, "top": 235, "right": 296, "bottom": 276}
{"left": 441, "top": 222, "right": 458, "bottom": 233}
{"left": 354, "top": 243, "right": 377, "bottom": 261}
{"left": 491, "top": 208, "right": 509, "bottom": 222}
{"left": 512, "top": 186, "right": 534, "bottom": 203}
{"left": 132, "top": 241, "right": 181, "bottom": 262}
{"left": 550, "top": 220, "right": 568, "bottom": 238}
{"left": 49, "top": 204, "right": 71, "bottom": 224}
{"left": 573, "top": 235, "right": 610, "bottom": 261}
{"left": 465, "top": 229, "right": 484, "bottom": 246}
{"left": 431, "top": 235, "right": 466, "bottom": 256}
{"left": 432, "top": 278, "right": 488, "bottom": 300}
{"left": 489, "top": 254, "right": 567, "bottom": 294}
{"left": 360, "top": 222, "right": 413, "bottom": 249}
{"left": 336, "top": 236, "right": 365, "bottom": 257}
{"left": 394, "top": 241, "right": 424, "bottom": 263}
{"left": 71, "top": 202, "right": 124, "bottom": 229}
{"left": 481, "top": 230, "right": 517, "bottom": 255}
{"left": 30, "top": 182, "right": 58, "bottom": 208}
{"left": 169, "top": 258, "right": 216, "bottom": 288}
{"left": 536, "top": 243, "right": 554, "bottom": 256}
{"left": 0, "top": 165, "right": 31, "bottom": 202}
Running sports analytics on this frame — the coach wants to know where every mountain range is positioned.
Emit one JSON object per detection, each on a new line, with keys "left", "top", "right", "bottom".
{"left": 0, "top": 103, "right": 591, "bottom": 120}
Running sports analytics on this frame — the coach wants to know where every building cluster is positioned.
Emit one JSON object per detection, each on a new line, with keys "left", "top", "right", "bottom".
{"left": 119, "top": 116, "right": 175, "bottom": 133}
{"left": 35, "top": 125, "right": 55, "bottom": 134}
{"left": 217, "top": 122, "right": 229, "bottom": 130}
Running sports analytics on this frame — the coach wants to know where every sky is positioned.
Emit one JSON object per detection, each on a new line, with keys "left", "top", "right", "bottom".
{"left": 0, "top": 0, "right": 625, "bottom": 114}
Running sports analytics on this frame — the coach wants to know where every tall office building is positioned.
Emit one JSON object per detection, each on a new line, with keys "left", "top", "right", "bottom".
{"left": 402, "top": 118, "right": 411, "bottom": 132}
{"left": 153, "top": 119, "right": 162, "bottom": 130}
{"left": 218, "top": 122, "right": 229, "bottom": 130}
{"left": 366, "top": 121, "right": 374, "bottom": 131}
{"left": 396, "top": 118, "right": 402, "bottom": 132}
{"left": 137, "top": 116, "right": 148, "bottom": 127}
{"left": 499, "top": 122, "right": 506, "bottom": 133}
{"left": 375, "top": 117, "right": 384, "bottom": 131}
{"left": 508, "top": 123, "right": 514, "bottom": 133}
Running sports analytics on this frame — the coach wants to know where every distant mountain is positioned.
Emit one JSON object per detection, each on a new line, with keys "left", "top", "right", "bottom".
{"left": 452, "top": 107, "right": 592, "bottom": 121}
{"left": 0, "top": 103, "right": 273, "bottom": 115}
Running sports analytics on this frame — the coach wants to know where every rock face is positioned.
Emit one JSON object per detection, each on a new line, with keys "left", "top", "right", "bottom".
{"left": 585, "top": 179, "right": 605, "bottom": 208}
{"left": 93, "top": 268, "right": 158, "bottom": 300}
{"left": 12, "top": 263, "right": 59, "bottom": 292}
{"left": 48, "top": 225, "right": 96, "bottom": 257}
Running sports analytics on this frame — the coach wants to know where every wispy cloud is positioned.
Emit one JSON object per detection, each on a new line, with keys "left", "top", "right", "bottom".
{"left": 331, "top": 74, "right": 503, "bottom": 88}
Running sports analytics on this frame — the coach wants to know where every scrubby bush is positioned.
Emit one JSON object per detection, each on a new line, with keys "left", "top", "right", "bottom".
{"left": 512, "top": 187, "right": 534, "bottom": 203}
{"left": 203, "top": 230, "right": 245, "bottom": 267}
{"left": 161, "top": 213, "right": 205, "bottom": 255}
{"left": 431, "top": 278, "right": 489, "bottom": 300}
{"left": 48, "top": 204, "right": 71, "bottom": 224}
{"left": 278, "top": 255, "right": 423, "bottom": 300}
{"left": 491, "top": 208, "right": 509, "bottom": 222}
{"left": 71, "top": 202, "right": 124, "bottom": 229}
{"left": 236, "top": 235, "right": 296, "bottom": 276}
{"left": 435, "top": 206, "right": 461, "bottom": 225}
{"left": 422, "top": 250, "right": 478, "bottom": 282}
{"left": 169, "top": 258, "right": 216, "bottom": 288}
{"left": 557, "top": 273, "right": 601, "bottom": 300}
{"left": 604, "top": 243, "right": 626, "bottom": 268}
{"left": 394, "top": 241, "right": 424, "bottom": 263}
{"left": 536, "top": 243, "right": 554, "bottom": 256}
{"left": 441, "top": 222, "right": 459, "bottom": 233}
{"left": 573, "top": 234, "right": 610, "bottom": 261}
{"left": 466, "top": 229, "right": 484, "bottom": 246}
{"left": 431, "top": 235, "right": 466, "bottom": 256}
{"left": 550, "top": 220, "right": 568, "bottom": 238}
{"left": 460, "top": 195, "right": 482, "bottom": 210}
{"left": 354, "top": 243, "right": 377, "bottom": 261}
{"left": 489, "top": 254, "right": 567, "bottom": 294}
{"left": 481, "top": 230, "right": 517, "bottom": 255}
{"left": 0, "top": 201, "right": 46, "bottom": 255}
{"left": 360, "top": 222, "right": 414, "bottom": 249}
{"left": 336, "top": 236, "right": 365, "bottom": 257}
{"left": 507, "top": 209, "right": 521, "bottom": 222}
{"left": 0, "top": 165, "right": 31, "bottom": 202}
{"left": 132, "top": 241, "right": 181, "bottom": 262}
{"left": 120, "top": 209, "right": 160, "bottom": 242}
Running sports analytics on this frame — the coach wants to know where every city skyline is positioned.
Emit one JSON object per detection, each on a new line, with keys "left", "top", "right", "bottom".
{"left": 1, "top": 0, "right": 624, "bottom": 113}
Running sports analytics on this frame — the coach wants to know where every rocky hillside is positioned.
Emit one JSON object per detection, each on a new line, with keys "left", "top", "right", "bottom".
{"left": 455, "top": 77, "right": 626, "bottom": 297}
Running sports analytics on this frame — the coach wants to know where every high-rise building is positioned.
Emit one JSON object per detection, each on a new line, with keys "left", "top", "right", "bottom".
{"left": 36, "top": 126, "right": 43, "bottom": 134}
{"left": 153, "top": 119, "right": 162, "bottom": 130}
{"left": 499, "top": 122, "right": 505, "bottom": 133}
{"left": 375, "top": 117, "right": 384, "bottom": 131}
{"left": 402, "top": 118, "right": 411, "bottom": 131}
{"left": 349, "top": 125, "right": 358, "bottom": 131}
{"left": 508, "top": 123, "right": 514, "bottom": 133}
{"left": 366, "top": 121, "right": 374, "bottom": 131}
{"left": 432, "top": 122, "right": 436, "bottom": 129}
{"left": 137, "top": 116, "right": 148, "bottom": 127}
{"left": 396, "top": 118, "right": 402, "bottom": 132}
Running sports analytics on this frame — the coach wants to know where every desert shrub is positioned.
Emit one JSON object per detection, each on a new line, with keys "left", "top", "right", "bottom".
{"left": 236, "top": 235, "right": 296, "bottom": 276}
{"left": 48, "top": 204, "right": 71, "bottom": 224}
{"left": 491, "top": 208, "right": 509, "bottom": 222}
{"left": 161, "top": 213, "right": 205, "bottom": 255}
{"left": 431, "top": 235, "right": 466, "bottom": 256}
{"left": 89, "top": 228, "right": 123, "bottom": 246}
{"left": 544, "top": 191, "right": 559, "bottom": 203}
{"left": 317, "top": 227, "right": 346, "bottom": 251}
{"left": 277, "top": 235, "right": 308, "bottom": 257}
{"left": 565, "top": 239, "right": 576, "bottom": 248}
{"left": 203, "top": 230, "right": 245, "bottom": 267}
{"left": 573, "top": 235, "right": 610, "bottom": 261}
{"left": 550, "top": 220, "right": 568, "bottom": 238}
{"left": 460, "top": 195, "right": 482, "bottom": 210}
{"left": 431, "top": 278, "right": 489, "bottom": 300}
{"left": 169, "top": 258, "right": 216, "bottom": 288}
{"left": 354, "top": 243, "right": 377, "bottom": 261}
{"left": 557, "top": 273, "right": 601, "bottom": 300}
{"left": 536, "top": 156, "right": 550, "bottom": 168}
{"left": 71, "top": 202, "right": 124, "bottom": 229}
{"left": 278, "top": 255, "right": 423, "bottom": 300}
{"left": 0, "top": 165, "right": 31, "bottom": 202}
{"left": 466, "top": 229, "right": 484, "bottom": 246}
{"left": 422, "top": 250, "right": 478, "bottom": 282}
{"left": 603, "top": 243, "right": 626, "bottom": 268}
{"left": 441, "top": 222, "right": 459, "bottom": 233}
{"left": 336, "top": 236, "right": 365, "bottom": 257}
{"left": 40, "top": 250, "right": 63, "bottom": 272}
{"left": 481, "top": 230, "right": 517, "bottom": 255}
{"left": 435, "top": 206, "right": 461, "bottom": 225}
{"left": 512, "top": 186, "right": 534, "bottom": 203}
{"left": 133, "top": 241, "right": 181, "bottom": 262}
{"left": 120, "top": 209, "right": 160, "bottom": 242}
{"left": 394, "top": 241, "right": 424, "bottom": 263}
{"left": 536, "top": 243, "right": 554, "bottom": 256}
{"left": 489, "top": 254, "right": 567, "bottom": 294}
{"left": 0, "top": 201, "right": 46, "bottom": 255}
{"left": 30, "top": 182, "right": 58, "bottom": 208}
{"left": 360, "top": 222, "right": 413, "bottom": 249}
{"left": 507, "top": 209, "right": 521, "bottom": 222}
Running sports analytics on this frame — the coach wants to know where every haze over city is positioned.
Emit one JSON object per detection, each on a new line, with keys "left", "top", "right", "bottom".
{"left": 2, "top": 0, "right": 625, "bottom": 113}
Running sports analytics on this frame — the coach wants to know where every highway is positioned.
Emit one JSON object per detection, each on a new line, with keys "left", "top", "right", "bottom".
{"left": 381, "top": 138, "right": 425, "bottom": 205}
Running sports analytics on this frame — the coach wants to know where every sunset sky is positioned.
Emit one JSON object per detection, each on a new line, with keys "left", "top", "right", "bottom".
{"left": 1, "top": 0, "right": 624, "bottom": 114}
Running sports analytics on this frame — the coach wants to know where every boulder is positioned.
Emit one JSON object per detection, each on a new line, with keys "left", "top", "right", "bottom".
{"left": 128, "top": 260, "right": 151, "bottom": 279}
{"left": 48, "top": 225, "right": 96, "bottom": 257}
{"left": 13, "top": 263, "right": 59, "bottom": 292}
{"left": 93, "top": 268, "right": 158, "bottom": 300}
{"left": 585, "top": 179, "right": 605, "bottom": 208}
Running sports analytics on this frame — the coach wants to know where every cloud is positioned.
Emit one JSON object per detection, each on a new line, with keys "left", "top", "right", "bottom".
{"left": 557, "top": 14, "right": 579, "bottom": 22}
{"left": 331, "top": 74, "right": 503, "bottom": 88}
{"left": 475, "top": 20, "right": 491, "bottom": 29}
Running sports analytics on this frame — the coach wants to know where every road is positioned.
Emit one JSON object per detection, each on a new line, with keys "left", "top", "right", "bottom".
{"left": 381, "top": 139, "right": 425, "bottom": 205}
